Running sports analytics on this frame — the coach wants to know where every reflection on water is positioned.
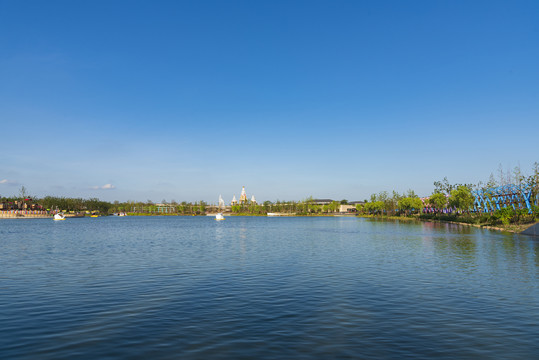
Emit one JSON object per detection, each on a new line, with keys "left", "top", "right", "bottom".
{"left": 1, "top": 216, "right": 538, "bottom": 359}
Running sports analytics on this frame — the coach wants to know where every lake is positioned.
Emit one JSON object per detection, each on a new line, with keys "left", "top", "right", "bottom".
{"left": 1, "top": 216, "right": 538, "bottom": 359}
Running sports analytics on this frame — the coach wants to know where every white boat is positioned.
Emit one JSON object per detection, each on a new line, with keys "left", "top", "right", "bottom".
{"left": 53, "top": 213, "right": 66, "bottom": 221}
{"left": 215, "top": 213, "right": 225, "bottom": 221}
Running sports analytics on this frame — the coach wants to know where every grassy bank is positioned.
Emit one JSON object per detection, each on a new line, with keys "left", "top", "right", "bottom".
{"left": 356, "top": 214, "right": 418, "bottom": 222}
{"left": 356, "top": 211, "right": 538, "bottom": 234}
{"left": 418, "top": 212, "right": 537, "bottom": 233}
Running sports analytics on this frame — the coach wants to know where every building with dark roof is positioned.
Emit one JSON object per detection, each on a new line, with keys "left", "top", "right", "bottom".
{"left": 311, "top": 199, "right": 334, "bottom": 205}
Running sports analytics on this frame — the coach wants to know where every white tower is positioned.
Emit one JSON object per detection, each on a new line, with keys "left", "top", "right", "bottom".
{"left": 251, "top": 195, "right": 256, "bottom": 204}
{"left": 231, "top": 195, "right": 237, "bottom": 205}
{"left": 239, "top": 186, "right": 248, "bottom": 204}
{"left": 219, "top": 195, "right": 225, "bottom": 209}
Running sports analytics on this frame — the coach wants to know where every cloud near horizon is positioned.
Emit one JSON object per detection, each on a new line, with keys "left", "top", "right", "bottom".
{"left": 0, "top": 179, "right": 19, "bottom": 186}
{"left": 91, "top": 184, "right": 116, "bottom": 190}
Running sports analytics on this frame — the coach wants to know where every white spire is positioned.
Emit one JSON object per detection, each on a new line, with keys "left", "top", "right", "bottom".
{"left": 219, "top": 195, "right": 225, "bottom": 208}
{"left": 251, "top": 195, "right": 256, "bottom": 204}
{"left": 231, "top": 195, "right": 237, "bottom": 205}
{"left": 240, "top": 186, "right": 247, "bottom": 203}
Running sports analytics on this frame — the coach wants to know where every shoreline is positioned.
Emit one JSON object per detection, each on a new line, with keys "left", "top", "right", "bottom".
{"left": 356, "top": 214, "right": 537, "bottom": 235}
{"left": 2, "top": 211, "right": 536, "bottom": 235}
{"left": 0, "top": 210, "right": 50, "bottom": 219}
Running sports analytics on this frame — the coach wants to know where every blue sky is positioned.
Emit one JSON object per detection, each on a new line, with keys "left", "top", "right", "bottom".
{"left": 1, "top": 0, "right": 538, "bottom": 203}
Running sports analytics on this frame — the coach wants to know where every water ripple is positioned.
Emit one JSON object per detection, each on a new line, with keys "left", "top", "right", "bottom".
{"left": 1, "top": 216, "right": 538, "bottom": 359}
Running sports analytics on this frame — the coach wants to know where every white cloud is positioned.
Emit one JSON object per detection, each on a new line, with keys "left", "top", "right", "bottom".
{"left": 0, "top": 179, "right": 18, "bottom": 186}
{"left": 91, "top": 184, "right": 116, "bottom": 190}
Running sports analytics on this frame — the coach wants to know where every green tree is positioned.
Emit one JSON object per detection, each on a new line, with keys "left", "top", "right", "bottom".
{"left": 398, "top": 197, "right": 423, "bottom": 216}
{"left": 448, "top": 186, "right": 475, "bottom": 213}
{"left": 429, "top": 193, "right": 447, "bottom": 210}
{"left": 329, "top": 201, "right": 340, "bottom": 212}
{"left": 433, "top": 177, "right": 453, "bottom": 194}
{"left": 231, "top": 204, "right": 241, "bottom": 213}
{"left": 364, "top": 201, "right": 384, "bottom": 215}
{"left": 199, "top": 201, "right": 207, "bottom": 214}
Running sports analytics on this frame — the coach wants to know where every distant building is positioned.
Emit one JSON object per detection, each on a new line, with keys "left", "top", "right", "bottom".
{"left": 231, "top": 186, "right": 256, "bottom": 205}
{"left": 239, "top": 186, "right": 248, "bottom": 204}
{"left": 219, "top": 195, "right": 225, "bottom": 209}
{"left": 311, "top": 199, "right": 334, "bottom": 205}
{"left": 0, "top": 200, "right": 42, "bottom": 211}
{"left": 154, "top": 203, "right": 177, "bottom": 213}
{"left": 339, "top": 205, "right": 357, "bottom": 213}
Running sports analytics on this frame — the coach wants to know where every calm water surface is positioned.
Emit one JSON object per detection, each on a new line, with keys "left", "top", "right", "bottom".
{"left": 1, "top": 216, "right": 538, "bottom": 359}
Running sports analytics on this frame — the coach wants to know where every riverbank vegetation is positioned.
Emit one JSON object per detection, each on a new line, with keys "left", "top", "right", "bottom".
{"left": 357, "top": 163, "right": 539, "bottom": 231}
{"left": 2, "top": 164, "right": 538, "bottom": 231}
{"left": 0, "top": 193, "right": 343, "bottom": 217}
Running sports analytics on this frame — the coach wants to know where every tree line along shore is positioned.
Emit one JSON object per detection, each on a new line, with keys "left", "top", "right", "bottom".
{"left": 1, "top": 163, "right": 538, "bottom": 232}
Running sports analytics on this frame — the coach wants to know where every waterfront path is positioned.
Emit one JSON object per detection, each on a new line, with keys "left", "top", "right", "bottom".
{"left": 0, "top": 210, "right": 50, "bottom": 218}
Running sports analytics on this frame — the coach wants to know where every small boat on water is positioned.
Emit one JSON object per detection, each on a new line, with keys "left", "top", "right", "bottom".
{"left": 64, "top": 213, "right": 85, "bottom": 218}
{"left": 215, "top": 213, "right": 225, "bottom": 221}
{"left": 53, "top": 213, "right": 66, "bottom": 221}
{"left": 267, "top": 212, "right": 293, "bottom": 216}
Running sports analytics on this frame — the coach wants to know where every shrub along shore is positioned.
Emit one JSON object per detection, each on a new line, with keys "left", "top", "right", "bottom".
{"left": 357, "top": 213, "right": 536, "bottom": 234}
{"left": 353, "top": 163, "right": 539, "bottom": 234}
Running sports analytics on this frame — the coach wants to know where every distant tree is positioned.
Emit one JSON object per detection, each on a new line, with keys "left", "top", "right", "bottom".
{"left": 527, "top": 162, "right": 539, "bottom": 207}
{"left": 429, "top": 193, "right": 447, "bottom": 210}
{"left": 199, "top": 201, "right": 206, "bottom": 213}
{"left": 448, "top": 186, "right": 475, "bottom": 213}
{"left": 433, "top": 177, "right": 454, "bottom": 195}
{"left": 486, "top": 173, "right": 497, "bottom": 188}
{"left": 340, "top": 199, "right": 348, "bottom": 204}
{"left": 497, "top": 163, "right": 512, "bottom": 186}
{"left": 19, "top": 186, "right": 28, "bottom": 200}
{"left": 231, "top": 204, "right": 241, "bottom": 213}
{"left": 513, "top": 164, "right": 524, "bottom": 186}
{"left": 398, "top": 197, "right": 423, "bottom": 216}
{"left": 329, "top": 201, "right": 340, "bottom": 212}
{"left": 364, "top": 201, "right": 384, "bottom": 215}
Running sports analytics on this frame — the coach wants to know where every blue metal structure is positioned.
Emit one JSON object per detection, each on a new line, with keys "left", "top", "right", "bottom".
{"left": 472, "top": 184, "right": 534, "bottom": 213}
